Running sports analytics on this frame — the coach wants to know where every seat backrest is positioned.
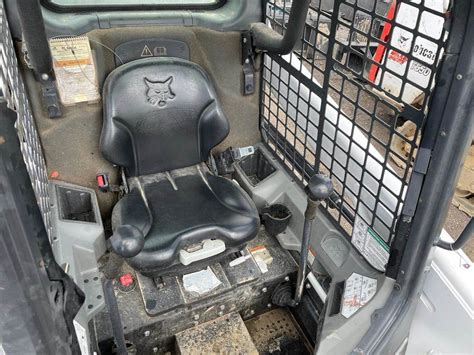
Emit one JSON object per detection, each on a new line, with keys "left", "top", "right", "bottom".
{"left": 100, "top": 57, "right": 229, "bottom": 176}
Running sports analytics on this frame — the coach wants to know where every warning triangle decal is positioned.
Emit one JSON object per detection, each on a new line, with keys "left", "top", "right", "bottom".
{"left": 141, "top": 45, "right": 153, "bottom": 57}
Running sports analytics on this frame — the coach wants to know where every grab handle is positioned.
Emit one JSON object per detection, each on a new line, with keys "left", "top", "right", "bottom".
{"left": 250, "top": 0, "right": 311, "bottom": 54}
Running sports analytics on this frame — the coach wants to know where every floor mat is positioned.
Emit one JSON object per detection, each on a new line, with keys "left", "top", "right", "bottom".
{"left": 175, "top": 312, "right": 258, "bottom": 354}
{"left": 245, "top": 308, "right": 311, "bottom": 355}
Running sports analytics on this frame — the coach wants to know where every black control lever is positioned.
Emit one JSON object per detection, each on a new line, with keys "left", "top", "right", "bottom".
{"left": 294, "top": 174, "right": 333, "bottom": 304}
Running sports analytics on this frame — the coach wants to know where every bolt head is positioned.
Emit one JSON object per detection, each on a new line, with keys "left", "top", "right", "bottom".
{"left": 243, "top": 38, "right": 247, "bottom": 43}
{"left": 41, "top": 73, "right": 49, "bottom": 81}
{"left": 267, "top": 303, "right": 272, "bottom": 308}
{"left": 193, "top": 314, "right": 199, "bottom": 320}
{"left": 249, "top": 309, "right": 255, "bottom": 315}
{"left": 219, "top": 305, "right": 225, "bottom": 310}
{"left": 306, "top": 283, "right": 311, "bottom": 289}
{"left": 284, "top": 276, "right": 290, "bottom": 282}
{"left": 153, "top": 347, "right": 158, "bottom": 353}
{"left": 262, "top": 287, "right": 268, "bottom": 293}
{"left": 218, "top": 311, "right": 224, "bottom": 316}
{"left": 144, "top": 330, "right": 150, "bottom": 337}
{"left": 456, "top": 74, "right": 463, "bottom": 80}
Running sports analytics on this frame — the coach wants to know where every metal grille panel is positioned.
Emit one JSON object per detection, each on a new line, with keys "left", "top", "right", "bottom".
{"left": 261, "top": 0, "right": 450, "bottom": 269}
{"left": 0, "top": 4, "right": 53, "bottom": 240}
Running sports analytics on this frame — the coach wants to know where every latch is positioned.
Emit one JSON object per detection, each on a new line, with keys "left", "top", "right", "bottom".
{"left": 241, "top": 31, "right": 255, "bottom": 96}
{"left": 214, "top": 146, "right": 255, "bottom": 175}
{"left": 96, "top": 172, "right": 121, "bottom": 193}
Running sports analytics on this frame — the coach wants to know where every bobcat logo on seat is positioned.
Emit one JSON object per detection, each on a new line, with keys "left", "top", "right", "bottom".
{"left": 144, "top": 76, "right": 175, "bottom": 107}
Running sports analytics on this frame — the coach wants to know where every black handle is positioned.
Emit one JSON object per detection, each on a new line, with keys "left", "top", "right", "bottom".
{"left": 250, "top": 0, "right": 311, "bottom": 54}
{"left": 305, "top": 174, "right": 334, "bottom": 202}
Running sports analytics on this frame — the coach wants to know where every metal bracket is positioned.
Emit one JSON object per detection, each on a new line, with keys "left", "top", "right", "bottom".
{"left": 40, "top": 76, "right": 62, "bottom": 118}
{"left": 241, "top": 31, "right": 255, "bottom": 96}
{"left": 400, "top": 147, "right": 432, "bottom": 219}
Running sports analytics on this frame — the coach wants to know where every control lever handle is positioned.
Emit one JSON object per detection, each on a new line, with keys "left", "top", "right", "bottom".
{"left": 294, "top": 174, "right": 333, "bottom": 304}
{"left": 305, "top": 174, "right": 334, "bottom": 202}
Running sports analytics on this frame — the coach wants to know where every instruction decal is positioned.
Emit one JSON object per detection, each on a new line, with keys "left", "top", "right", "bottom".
{"left": 351, "top": 215, "right": 390, "bottom": 271}
{"left": 341, "top": 273, "right": 377, "bottom": 318}
{"left": 49, "top": 36, "right": 100, "bottom": 105}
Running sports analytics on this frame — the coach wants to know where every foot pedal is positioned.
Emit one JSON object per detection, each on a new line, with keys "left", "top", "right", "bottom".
{"left": 175, "top": 313, "right": 258, "bottom": 354}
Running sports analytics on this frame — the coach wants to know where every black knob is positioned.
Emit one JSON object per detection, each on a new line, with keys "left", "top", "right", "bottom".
{"left": 305, "top": 174, "right": 334, "bottom": 201}
{"left": 108, "top": 225, "right": 145, "bottom": 258}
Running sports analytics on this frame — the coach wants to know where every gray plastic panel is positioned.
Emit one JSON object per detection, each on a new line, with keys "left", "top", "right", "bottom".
{"left": 233, "top": 143, "right": 394, "bottom": 352}
{"left": 5, "top": 0, "right": 262, "bottom": 38}
{"left": 49, "top": 180, "right": 106, "bottom": 348}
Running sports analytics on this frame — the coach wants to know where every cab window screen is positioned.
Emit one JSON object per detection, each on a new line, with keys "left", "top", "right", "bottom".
{"left": 260, "top": 0, "right": 450, "bottom": 271}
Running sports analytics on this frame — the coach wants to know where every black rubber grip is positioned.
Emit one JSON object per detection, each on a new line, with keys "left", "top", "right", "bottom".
{"left": 250, "top": 0, "right": 311, "bottom": 54}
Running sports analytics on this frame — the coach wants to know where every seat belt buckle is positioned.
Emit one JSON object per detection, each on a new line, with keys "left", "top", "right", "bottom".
{"left": 96, "top": 173, "right": 111, "bottom": 192}
{"left": 232, "top": 146, "right": 255, "bottom": 160}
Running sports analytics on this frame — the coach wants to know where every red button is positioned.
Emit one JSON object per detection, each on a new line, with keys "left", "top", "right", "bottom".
{"left": 97, "top": 175, "right": 105, "bottom": 187}
{"left": 119, "top": 273, "right": 134, "bottom": 287}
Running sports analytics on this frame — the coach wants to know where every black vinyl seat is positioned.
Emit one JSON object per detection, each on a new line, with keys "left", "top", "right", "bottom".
{"left": 100, "top": 57, "right": 259, "bottom": 276}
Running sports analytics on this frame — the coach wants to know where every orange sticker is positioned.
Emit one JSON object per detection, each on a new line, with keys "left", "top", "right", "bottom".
{"left": 54, "top": 58, "right": 91, "bottom": 67}
{"left": 249, "top": 245, "right": 266, "bottom": 253}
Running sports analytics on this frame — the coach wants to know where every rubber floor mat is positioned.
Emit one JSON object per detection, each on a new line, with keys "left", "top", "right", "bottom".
{"left": 176, "top": 312, "right": 258, "bottom": 354}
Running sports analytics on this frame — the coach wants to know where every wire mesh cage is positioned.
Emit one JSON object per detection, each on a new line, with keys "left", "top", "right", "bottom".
{"left": 260, "top": 0, "right": 451, "bottom": 270}
{"left": 0, "top": 4, "right": 53, "bottom": 241}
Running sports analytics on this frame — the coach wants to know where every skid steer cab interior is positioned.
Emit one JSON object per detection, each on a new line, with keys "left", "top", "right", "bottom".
{"left": 0, "top": 0, "right": 472, "bottom": 354}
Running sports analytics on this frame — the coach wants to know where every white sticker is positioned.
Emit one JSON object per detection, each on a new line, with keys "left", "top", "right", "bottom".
{"left": 73, "top": 320, "right": 90, "bottom": 355}
{"left": 341, "top": 273, "right": 377, "bottom": 318}
{"left": 351, "top": 216, "right": 390, "bottom": 271}
{"left": 49, "top": 36, "right": 100, "bottom": 106}
{"left": 182, "top": 267, "right": 222, "bottom": 295}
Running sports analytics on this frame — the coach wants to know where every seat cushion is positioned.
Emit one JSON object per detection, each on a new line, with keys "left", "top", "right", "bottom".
{"left": 112, "top": 168, "right": 260, "bottom": 275}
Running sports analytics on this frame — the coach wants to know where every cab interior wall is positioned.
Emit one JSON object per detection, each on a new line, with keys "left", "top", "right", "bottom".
{"left": 22, "top": 26, "right": 261, "bottom": 217}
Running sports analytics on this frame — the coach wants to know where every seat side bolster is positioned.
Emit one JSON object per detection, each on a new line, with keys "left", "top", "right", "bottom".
{"left": 198, "top": 100, "right": 230, "bottom": 161}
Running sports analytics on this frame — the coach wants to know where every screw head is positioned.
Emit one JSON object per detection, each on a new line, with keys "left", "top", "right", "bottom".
{"left": 193, "top": 314, "right": 200, "bottom": 321}
{"left": 267, "top": 303, "right": 272, "bottom": 308}
{"left": 284, "top": 276, "right": 290, "bottom": 282}
{"left": 41, "top": 73, "right": 49, "bottom": 81}
{"left": 218, "top": 311, "right": 224, "bottom": 316}
{"left": 262, "top": 287, "right": 268, "bottom": 293}
{"left": 153, "top": 347, "right": 158, "bottom": 353}
{"left": 219, "top": 305, "right": 225, "bottom": 311}
{"left": 305, "top": 283, "right": 311, "bottom": 289}
{"left": 456, "top": 74, "right": 463, "bottom": 80}
{"left": 144, "top": 330, "right": 150, "bottom": 337}
{"left": 249, "top": 309, "right": 255, "bottom": 316}
{"left": 440, "top": 131, "right": 446, "bottom": 137}
{"left": 243, "top": 37, "right": 247, "bottom": 43}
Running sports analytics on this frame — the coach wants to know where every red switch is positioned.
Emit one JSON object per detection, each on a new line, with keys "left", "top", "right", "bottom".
{"left": 96, "top": 173, "right": 110, "bottom": 192}
{"left": 119, "top": 273, "right": 134, "bottom": 287}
